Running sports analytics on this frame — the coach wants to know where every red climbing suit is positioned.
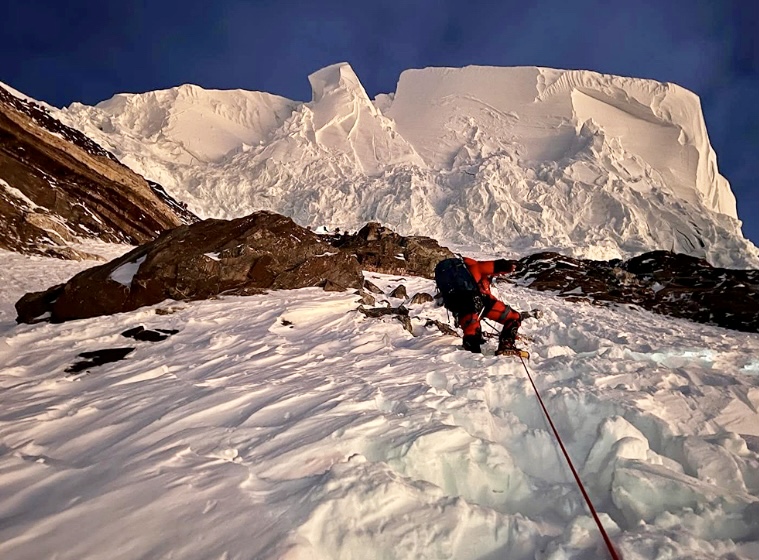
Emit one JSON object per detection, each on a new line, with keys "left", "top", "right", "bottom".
{"left": 458, "top": 257, "right": 521, "bottom": 337}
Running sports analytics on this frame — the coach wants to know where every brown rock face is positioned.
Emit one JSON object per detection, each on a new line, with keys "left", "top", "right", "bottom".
{"left": 0, "top": 85, "right": 196, "bottom": 259}
{"left": 510, "top": 251, "right": 759, "bottom": 333}
{"left": 16, "top": 211, "right": 364, "bottom": 323}
{"left": 329, "top": 222, "right": 453, "bottom": 278}
{"left": 15, "top": 212, "right": 759, "bottom": 335}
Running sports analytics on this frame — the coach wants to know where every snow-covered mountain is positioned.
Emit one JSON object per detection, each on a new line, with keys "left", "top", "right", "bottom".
{"left": 56, "top": 63, "right": 759, "bottom": 268}
{"left": 3, "top": 63, "right": 759, "bottom": 560}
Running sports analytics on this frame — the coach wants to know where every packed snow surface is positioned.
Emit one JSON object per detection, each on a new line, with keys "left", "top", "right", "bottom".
{"left": 2, "top": 250, "right": 759, "bottom": 559}
{"left": 55, "top": 63, "right": 759, "bottom": 269}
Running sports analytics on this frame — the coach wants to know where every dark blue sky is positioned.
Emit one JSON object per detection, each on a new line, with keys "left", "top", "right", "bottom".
{"left": 2, "top": 0, "right": 757, "bottom": 245}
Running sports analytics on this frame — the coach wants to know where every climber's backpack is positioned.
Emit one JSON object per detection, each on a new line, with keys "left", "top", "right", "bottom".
{"left": 434, "top": 257, "right": 483, "bottom": 316}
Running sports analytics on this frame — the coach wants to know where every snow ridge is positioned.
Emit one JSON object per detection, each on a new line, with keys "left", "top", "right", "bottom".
{"left": 307, "top": 63, "right": 423, "bottom": 174}
{"left": 54, "top": 64, "right": 758, "bottom": 268}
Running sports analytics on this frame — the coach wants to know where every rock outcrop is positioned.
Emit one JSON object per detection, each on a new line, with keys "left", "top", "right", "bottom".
{"left": 511, "top": 251, "right": 759, "bottom": 333}
{"left": 14, "top": 211, "right": 759, "bottom": 334}
{"left": 16, "top": 211, "right": 363, "bottom": 323}
{"left": 0, "top": 84, "right": 196, "bottom": 259}
{"left": 328, "top": 222, "right": 453, "bottom": 278}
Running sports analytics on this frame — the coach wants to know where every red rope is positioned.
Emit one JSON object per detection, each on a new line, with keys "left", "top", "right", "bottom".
{"left": 518, "top": 356, "right": 622, "bottom": 560}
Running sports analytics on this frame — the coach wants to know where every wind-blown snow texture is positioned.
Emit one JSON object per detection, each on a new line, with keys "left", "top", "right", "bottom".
{"left": 1, "top": 249, "right": 758, "bottom": 559}
{"left": 56, "top": 63, "right": 759, "bottom": 268}
{"left": 3, "top": 64, "right": 759, "bottom": 559}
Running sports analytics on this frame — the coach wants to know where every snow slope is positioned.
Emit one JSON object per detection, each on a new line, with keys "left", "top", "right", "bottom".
{"left": 53, "top": 63, "right": 759, "bottom": 269}
{"left": 58, "top": 84, "right": 299, "bottom": 193}
{"left": 1, "top": 251, "right": 759, "bottom": 560}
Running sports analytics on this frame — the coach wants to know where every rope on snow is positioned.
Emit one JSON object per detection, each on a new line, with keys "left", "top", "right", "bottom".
{"left": 517, "top": 355, "right": 622, "bottom": 560}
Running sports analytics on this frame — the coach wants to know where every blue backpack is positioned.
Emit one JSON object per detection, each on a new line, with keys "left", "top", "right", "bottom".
{"left": 434, "top": 258, "right": 483, "bottom": 316}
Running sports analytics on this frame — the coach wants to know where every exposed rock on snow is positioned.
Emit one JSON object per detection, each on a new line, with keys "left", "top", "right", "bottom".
{"left": 16, "top": 209, "right": 758, "bottom": 336}
{"left": 65, "top": 347, "right": 135, "bottom": 374}
{"left": 0, "top": 84, "right": 196, "bottom": 260}
{"left": 15, "top": 217, "right": 454, "bottom": 323}
{"left": 511, "top": 250, "right": 759, "bottom": 333}
{"left": 53, "top": 64, "right": 759, "bottom": 268}
{"left": 409, "top": 292, "right": 435, "bottom": 305}
{"left": 328, "top": 221, "right": 453, "bottom": 278}
{"left": 16, "top": 211, "right": 363, "bottom": 323}
{"left": 121, "top": 325, "right": 179, "bottom": 342}
{"left": 389, "top": 285, "right": 408, "bottom": 299}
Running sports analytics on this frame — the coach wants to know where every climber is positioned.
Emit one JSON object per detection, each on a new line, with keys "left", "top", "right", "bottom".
{"left": 434, "top": 256, "right": 525, "bottom": 354}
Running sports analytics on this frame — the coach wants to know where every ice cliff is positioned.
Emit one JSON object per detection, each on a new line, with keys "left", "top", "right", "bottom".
{"left": 55, "top": 63, "right": 758, "bottom": 268}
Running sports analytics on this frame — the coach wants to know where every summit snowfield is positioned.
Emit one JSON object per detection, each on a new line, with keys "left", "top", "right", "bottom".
{"left": 57, "top": 63, "right": 759, "bottom": 268}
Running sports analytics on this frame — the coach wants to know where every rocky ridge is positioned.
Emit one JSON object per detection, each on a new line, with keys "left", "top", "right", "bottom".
{"left": 510, "top": 251, "right": 759, "bottom": 334}
{"left": 14, "top": 213, "right": 759, "bottom": 335}
{"left": 327, "top": 221, "right": 454, "bottom": 278}
{"left": 15, "top": 212, "right": 453, "bottom": 323}
{"left": 0, "top": 84, "right": 196, "bottom": 260}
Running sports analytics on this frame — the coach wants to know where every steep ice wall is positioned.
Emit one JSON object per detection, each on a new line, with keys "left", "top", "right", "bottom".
{"left": 541, "top": 69, "right": 735, "bottom": 217}
{"left": 385, "top": 66, "right": 736, "bottom": 218}
{"left": 306, "top": 63, "right": 423, "bottom": 174}
{"left": 51, "top": 64, "right": 757, "bottom": 268}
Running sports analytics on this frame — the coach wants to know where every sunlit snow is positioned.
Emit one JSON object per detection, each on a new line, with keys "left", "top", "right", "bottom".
{"left": 109, "top": 255, "right": 147, "bottom": 286}
{"left": 54, "top": 63, "right": 759, "bottom": 268}
{"left": 1, "top": 249, "right": 758, "bottom": 559}
{"left": 3, "top": 61, "right": 759, "bottom": 559}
